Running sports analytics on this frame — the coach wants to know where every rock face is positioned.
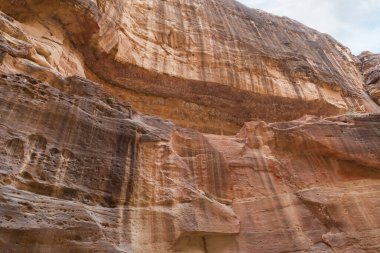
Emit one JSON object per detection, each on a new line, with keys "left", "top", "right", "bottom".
{"left": 0, "top": 1, "right": 379, "bottom": 253}
{"left": 359, "top": 52, "right": 380, "bottom": 105}
{"left": 1, "top": 0, "right": 379, "bottom": 134}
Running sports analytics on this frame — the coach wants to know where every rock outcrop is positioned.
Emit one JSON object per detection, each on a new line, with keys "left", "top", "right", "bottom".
{"left": 359, "top": 51, "right": 380, "bottom": 105}
{"left": 1, "top": 0, "right": 379, "bottom": 134}
{"left": 0, "top": 0, "right": 379, "bottom": 253}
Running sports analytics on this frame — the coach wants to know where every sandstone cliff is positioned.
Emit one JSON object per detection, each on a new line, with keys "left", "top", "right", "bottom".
{"left": 1, "top": 0, "right": 379, "bottom": 134}
{"left": 359, "top": 51, "right": 380, "bottom": 105}
{"left": 0, "top": 0, "right": 379, "bottom": 253}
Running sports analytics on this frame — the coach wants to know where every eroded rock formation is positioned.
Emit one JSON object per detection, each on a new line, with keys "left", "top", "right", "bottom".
{"left": 1, "top": 0, "right": 379, "bottom": 134}
{"left": 359, "top": 51, "right": 380, "bottom": 105}
{"left": 0, "top": 0, "right": 379, "bottom": 253}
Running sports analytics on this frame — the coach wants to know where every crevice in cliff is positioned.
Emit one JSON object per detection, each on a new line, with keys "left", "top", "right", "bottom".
{"left": 322, "top": 241, "right": 336, "bottom": 253}
{"left": 202, "top": 236, "right": 209, "bottom": 253}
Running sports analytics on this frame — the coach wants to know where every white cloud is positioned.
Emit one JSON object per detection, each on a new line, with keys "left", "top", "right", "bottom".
{"left": 237, "top": 0, "right": 380, "bottom": 54}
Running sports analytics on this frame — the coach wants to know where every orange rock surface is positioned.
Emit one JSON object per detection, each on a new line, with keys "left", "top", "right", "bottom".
{"left": 0, "top": 1, "right": 379, "bottom": 253}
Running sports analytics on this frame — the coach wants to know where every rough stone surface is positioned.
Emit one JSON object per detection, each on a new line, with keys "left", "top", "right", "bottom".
{"left": 0, "top": 1, "right": 379, "bottom": 253}
{"left": 359, "top": 51, "right": 380, "bottom": 105}
{"left": 0, "top": 0, "right": 379, "bottom": 134}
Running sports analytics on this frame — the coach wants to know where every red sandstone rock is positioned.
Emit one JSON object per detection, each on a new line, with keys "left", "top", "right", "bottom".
{"left": 1, "top": 0, "right": 379, "bottom": 134}
{"left": 0, "top": 1, "right": 379, "bottom": 253}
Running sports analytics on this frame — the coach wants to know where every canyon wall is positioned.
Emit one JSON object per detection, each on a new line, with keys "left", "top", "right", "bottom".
{"left": 0, "top": 0, "right": 379, "bottom": 252}
{"left": 359, "top": 52, "right": 380, "bottom": 105}
{"left": 1, "top": 0, "right": 379, "bottom": 134}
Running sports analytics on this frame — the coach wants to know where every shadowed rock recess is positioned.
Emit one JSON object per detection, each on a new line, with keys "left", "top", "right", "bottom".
{"left": 0, "top": 0, "right": 379, "bottom": 252}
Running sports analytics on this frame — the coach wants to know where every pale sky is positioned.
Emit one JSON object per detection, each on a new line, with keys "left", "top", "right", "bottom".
{"left": 237, "top": 0, "right": 380, "bottom": 55}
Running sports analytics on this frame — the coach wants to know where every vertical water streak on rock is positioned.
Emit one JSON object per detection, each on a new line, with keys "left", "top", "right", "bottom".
{"left": 282, "top": 193, "right": 313, "bottom": 249}
{"left": 257, "top": 154, "right": 296, "bottom": 246}
{"left": 210, "top": 0, "right": 233, "bottom": 87}
{"left": 39, "top": 101, "right": 79, "bottom": 198}
{"left": 53, "top": 108, "right": 81, "bottom": 198}
{"left": 116, "top": 153, "right": 131, "bottom": 248}
{"left": 104, "top": 123, "right": 130, "bottom": 207}
{"left": 140, "top": 0, "right": 153, "bottom": 70}
{"left": 114, "top": 137, "right": 131, "bottom": 247}
{"left": 156, "top": 0, "right": 167, "bottom": 74}
{"left": 3, "top": 89, "right": 22, "bottom": 124}
{"left": 221, "top": 0, "right": 242, "bottom": 89}
{"left": 348, "top": 194, "right": 373, "bottom": 230}
{"left": 126, "top": 130, "right": 140, "bottom": 206}
{"left": 175, "top": 0, "right": 186, "bottom": 77}
{"left": 116, "top": 129, "right": 140, "bottom": 249}
{"left": 17, "top": 103, "right": 49, "bottom": 176}
{"left": 191, "top": 0, "right": 206, "bottom": 81}
{"left": 25, "top": 134, "right": 48, "bottom": 184}
{"left": 184, "top": 131, "right": 201, "bottom": 233}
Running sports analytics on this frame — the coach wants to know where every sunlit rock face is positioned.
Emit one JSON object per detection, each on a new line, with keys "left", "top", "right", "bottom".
{"left": 1, "top": 0, "right": 379, "bottom": 134}
{"left": 0, "top": 1, "right": 380, "bottom": 253}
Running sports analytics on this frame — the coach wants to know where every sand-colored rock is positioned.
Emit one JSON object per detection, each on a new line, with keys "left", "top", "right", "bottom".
{"left": 0, "top": 73, "right": 379, "bottom": 253}
{"left": 0, "top": 1, "right": 380, "bottom": 253}
{"left": 0, "top": 0, "right": 379, "bottom": 134}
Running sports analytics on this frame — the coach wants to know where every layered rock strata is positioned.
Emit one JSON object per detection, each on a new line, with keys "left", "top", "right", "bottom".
{"left": 0, "top": 0, "right": 379, "bottom": 134}
{"left": 0, "top": 1, "right": 379, "bottom": 253}
{"left": 0, "top": 73, "right": 380, "bottom": 253}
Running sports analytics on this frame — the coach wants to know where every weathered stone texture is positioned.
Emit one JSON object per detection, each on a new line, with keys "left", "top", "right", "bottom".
{"left": 359, "top": 51, "right": 380, "bottom": 105}
{"left": 0, "top": 0, "right": 379, "bottom": 133}
{"left": 0, "top": 1, "right": 380, "bottom": 253}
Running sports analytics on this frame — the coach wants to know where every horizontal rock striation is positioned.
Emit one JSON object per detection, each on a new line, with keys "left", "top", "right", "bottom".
{"left": 0, "top": 73, "right": 379, "bottom": 253}
{"left": 0, "top": 1, "right": 379, "bottom": 253}
{"left": 0, "top": 0, "right": 379, "bottom": 134}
